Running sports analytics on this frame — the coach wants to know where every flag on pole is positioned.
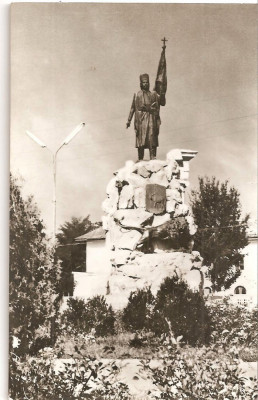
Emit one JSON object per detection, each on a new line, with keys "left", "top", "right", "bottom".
{"left": 154, "top": 39, "right": 167, "bottom": 97}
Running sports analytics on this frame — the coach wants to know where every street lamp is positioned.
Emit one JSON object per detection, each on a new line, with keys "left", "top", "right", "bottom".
{"left": 26, "top": 122, "right": 85, "bottom": 243}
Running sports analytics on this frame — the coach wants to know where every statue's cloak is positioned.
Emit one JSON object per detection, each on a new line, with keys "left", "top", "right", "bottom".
{"left": 128, "top": 90, "right": 161, "bottom": 149}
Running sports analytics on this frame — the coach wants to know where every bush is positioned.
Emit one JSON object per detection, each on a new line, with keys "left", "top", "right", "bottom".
{"left": 121, "top": 278, "right": 211, "bottom": 346}
{"left": 144, "top": 345, "right": 256, "bottom": 399}
{"left": 207, "top": 299, "right": 258, "bottom": 349}
{"left": 62, "top": 296, "right": 116, "bottom": 337}
{"left": 151, "top": 276, "right": 211, "bottom": 346}
{"left": 9, "top": 351, "right": 131, "bottom": 400}
{"left": 122, "top": 287, "right": 155, "bottom": 331}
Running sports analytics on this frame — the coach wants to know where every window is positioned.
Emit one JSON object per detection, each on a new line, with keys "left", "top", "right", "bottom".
{"left": 234, "top": 286, "right": 246, "bottom": 295}
{"left": 204, "top": 287, "right": 212, "bottom": 296}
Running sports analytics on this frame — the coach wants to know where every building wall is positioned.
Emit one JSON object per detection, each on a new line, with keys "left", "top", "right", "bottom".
{"left": 72, "top": 239, "right": 112, "bottom": 301}
{"left": 203, "top": 237, "right": 257, "bottom": 308}
{"left": 228, "top": 237, "right": 257, "bottom": 306}
{"left": 86, "top": 240, "right": 110, "bottom": 274}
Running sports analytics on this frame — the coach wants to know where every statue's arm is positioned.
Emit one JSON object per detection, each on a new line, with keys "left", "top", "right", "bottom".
{"left": 126, "top": 94, "right": 136, "bottom": 128}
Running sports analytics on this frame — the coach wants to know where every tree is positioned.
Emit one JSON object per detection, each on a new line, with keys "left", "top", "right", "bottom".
{"left": 9, "top": 174, "right": 61, "bottom": 355}
{"left": 56, "top": 216, "right": 100, "bottom": 245}
{"left": 190, "top": 176, "right": 249, "bottom": 291}
{"left": 56, "top": 216, "right": 101, "bottom": 295}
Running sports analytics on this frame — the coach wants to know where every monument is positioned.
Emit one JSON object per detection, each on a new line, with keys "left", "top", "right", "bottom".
{"left": 126, "top": 38, "right": 167, "bottom": 161}
{"left": 102, "top": 40, "right": 203, "bottom": 309}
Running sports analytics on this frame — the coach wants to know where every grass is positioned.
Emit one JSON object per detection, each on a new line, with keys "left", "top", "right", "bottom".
{"left": 54, "top": 329, "right": 258, "bottom": 362}
{"left": 55, "top": 331, "right": 163, "bottom": 360}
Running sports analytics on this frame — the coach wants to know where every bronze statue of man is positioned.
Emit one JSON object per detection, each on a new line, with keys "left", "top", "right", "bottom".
{"left": 126, "top": 73, "right": 166, "bottom": 161}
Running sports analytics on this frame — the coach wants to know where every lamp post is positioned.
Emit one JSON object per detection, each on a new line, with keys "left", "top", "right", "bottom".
{"left": 26, "top": 122, "right": 85, "bottom": 244}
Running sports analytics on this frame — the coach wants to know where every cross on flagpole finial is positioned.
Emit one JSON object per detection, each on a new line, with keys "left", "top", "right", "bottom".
{"left": 161, "top": 37, "right": 168, "bottom": 50}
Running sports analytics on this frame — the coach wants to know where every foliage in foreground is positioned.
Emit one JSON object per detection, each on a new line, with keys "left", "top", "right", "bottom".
{"left": 191, "top": 176, "right": 249, "bottom": 291}
{"left": 61, "top": 296, "right": 116, "bottom": 337}
{"left": 9, "top": 351, "right": 131, "bottom": 400}
{"left": 144, "top": 345, "right": 257, "bottom": 400}
{"left": 9, "top": 343, "right": 257, "bottom": 400}
{"left": 9, "top": 174, "right": 62, "bottom": 355}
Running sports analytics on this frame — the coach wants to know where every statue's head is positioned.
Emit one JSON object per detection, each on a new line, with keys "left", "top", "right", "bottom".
{"left": 140, "top": 74, "right": 150, "bottom": 91}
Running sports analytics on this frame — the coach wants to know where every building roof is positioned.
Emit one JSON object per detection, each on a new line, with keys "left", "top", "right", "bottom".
{"left": 75, "top": 226, "right": 106, "bottom": 242}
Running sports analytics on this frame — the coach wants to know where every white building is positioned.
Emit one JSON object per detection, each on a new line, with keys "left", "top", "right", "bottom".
{"left": 71, "top": 227, "right": 111, "bottom": 299}
{"left": 203, "top": 234, "right": 258, "bottom": 308}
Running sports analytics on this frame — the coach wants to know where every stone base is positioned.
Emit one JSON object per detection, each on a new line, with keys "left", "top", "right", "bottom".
{"left": 106, "top": 251, "right": 202, "bottom": 310}
{"left": 103, "top": 149, "right": 199, "bottom": 310}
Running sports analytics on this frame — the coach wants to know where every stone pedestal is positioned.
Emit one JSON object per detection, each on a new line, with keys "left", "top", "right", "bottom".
{"left": 102, "top": 149, "right": 201, "bottom": 309}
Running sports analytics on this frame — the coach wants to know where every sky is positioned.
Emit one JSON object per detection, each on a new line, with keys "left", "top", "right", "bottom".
{"left": 10, "top": 3, "right": 257, "bottom": 236}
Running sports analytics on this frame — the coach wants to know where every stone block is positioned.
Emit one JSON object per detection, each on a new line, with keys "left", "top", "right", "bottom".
{"left": 166, "top": 149, "right": 183, "bottom": 162}
{"left": 167, "top": 188, "right": 182, "bottom": 203}
{"left": 136, "top": 165, "right": 151, "bottom": 178}
{"left": 107, "top": 219, "right": 124, "bottom": 249}
{"left": 152, "top": 213, "right": 171, "bottom": 227}
{"left": 125, "top": 160, "right": 135, "bottom": 169}
{"left": 166, "top": 188, "right": 173, "bottom": 198}
{"left": 113, "top": 209, "right": 153, "bottom": 228}
{"left": 118, "top": 185, "right": 134, "bottom": 209}
{"left": 168, "top": 178, "right": 181, "bottom": 191}
{"left": 126, "top": 173, "right": 147, "bottom": 187}
{"left": 114, "top": 161, "right": 135, "bottom": 181}
{"left": 116, "top": 229, "right": 143, "bottom": 251}
{"left": 179, "top": 179, "right": 190, "bottom": 188}
{"left": 102, "top": 198, "right": 111, "bottom": 214}
{"left": 115, "top": 180, "right": 124, "bottom": 190}
{"left": 149, "top": 170, "right": 169, "bottom": 187}
{"left": 174, "top": 204, "right": 189, "bottom": 217}
{"left": 166, "top": 199, "right": 177, "bottom": 213}
{"left": 144, "top": 159, "right": 167, "bottom": 173}
{"left": 186, "top": 215, "right": 197, "bottom": 235}
{"left": 102, "top": 215, "right": 109, "bottom": 230}
{"left": 102, "top": 192, "right": 118, "bottom": 214}
{"left": 109, "top": 190, "right": 119, "bottom": 212}
{"left": 106, "top": 177, "right": 117, "bottom": 196}
{"left": 134, "top": 187, "right": 146, "bottom": 208}
{"left": 112, "top": 249, "right": 132, "bottom": 266}
{"left": 164, "top": 162, "right": 179, "bottom": 181}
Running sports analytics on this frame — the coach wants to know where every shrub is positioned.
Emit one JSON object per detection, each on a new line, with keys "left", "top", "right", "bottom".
{"left": 122, "top": 287, "right": 155, "bottom": 331}
{"left": 9, "top": 351, "right": 131, "bottom": 400}
{"left": 144, "top": 345, "right": 256, "bottom": 399}
{"left": 151, "top": 276, "right": 211, "bottom": 346}
{"left": 207, "top": 299, "right": 258, "bottom": 349}
{"left": 62, "top": 296, "right": 115, "bottom": 337}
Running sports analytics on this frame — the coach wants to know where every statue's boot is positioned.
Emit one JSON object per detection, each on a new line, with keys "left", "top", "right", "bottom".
{"left": 138, "top": 147, "right": 144, "bottom": 161}
{"left": 149, "top": 147, "right": 157, "bottom": 160}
